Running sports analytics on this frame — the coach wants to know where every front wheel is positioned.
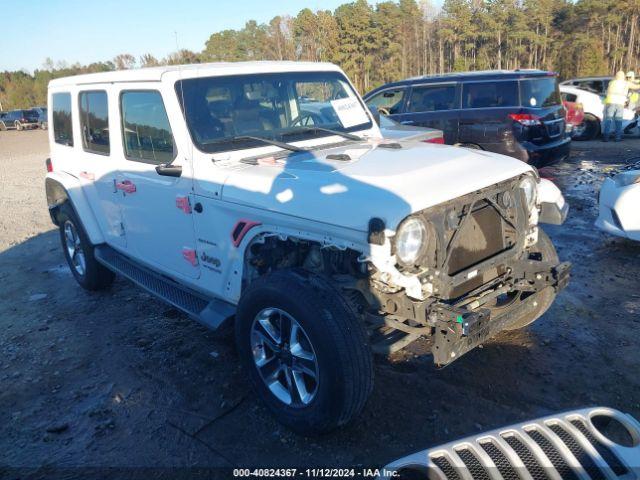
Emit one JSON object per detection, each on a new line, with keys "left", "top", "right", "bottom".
{"left": 235, "top": 269, "right": 373, "bottom": 434}
{"left": 503, "top": 229, "right": 559, "bottom": 331}
{"left": 15, "top": 121, "right": 23, "bottom": 131}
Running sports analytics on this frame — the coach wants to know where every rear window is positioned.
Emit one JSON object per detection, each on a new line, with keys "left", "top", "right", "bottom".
{"left": 52, "top": 93, "right": 74, "bottom": 146}
{"left": 462, "top": 81, "right": 518, "bottom": 109}
{"left": 520, "top": 78, "right": 561, "bottom": 108}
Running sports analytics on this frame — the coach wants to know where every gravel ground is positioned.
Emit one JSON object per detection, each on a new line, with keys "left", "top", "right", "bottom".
{"left": 1, "top": 129, "right": 639, "bottom": 478}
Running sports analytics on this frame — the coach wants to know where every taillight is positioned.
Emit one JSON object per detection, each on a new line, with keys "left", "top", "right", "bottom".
{"left": 508, "top": 113, "right": 542, "bottom": 126}
{"left": 423, "top": 136, "right": 445, "bottom": 144}
{"left": 46, "top": 158, "right": 53, "bottom": 172}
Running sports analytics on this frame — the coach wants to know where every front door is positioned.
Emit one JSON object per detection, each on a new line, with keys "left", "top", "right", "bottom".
{"left": 395, "top": 83, "right": 460, "bottom": 144}
{"left": 115, "top": 88, "right": 199, "bottom": 280}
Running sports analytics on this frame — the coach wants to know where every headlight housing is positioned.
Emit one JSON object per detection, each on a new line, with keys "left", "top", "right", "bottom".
{"left": 395, "top": 216, "right": 427, "bottom": 265}
{"left": 519, "top": 176, "right": 538, "bottom": 211}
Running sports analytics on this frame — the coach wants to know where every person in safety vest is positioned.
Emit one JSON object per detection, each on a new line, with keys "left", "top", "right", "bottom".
{"left": 602, "top": 70, "right": 640, "bottom": 142}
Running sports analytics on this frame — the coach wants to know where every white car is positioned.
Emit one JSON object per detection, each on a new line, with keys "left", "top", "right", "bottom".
{"left": 377, "top": 114, "right": 444, "bottom": 143}
{"left": 596, "top": 162, "right": 640, "bottom": 241}
{"left": 45, "top": 61, "right": 569, "bottom": 433}
{"left": 559, "top": 85, "right": 637, "bottom": 140}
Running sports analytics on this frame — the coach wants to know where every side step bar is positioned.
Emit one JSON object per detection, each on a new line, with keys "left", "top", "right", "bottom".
{"left": 94, "top": 245, "right": 235, "bottom": 330}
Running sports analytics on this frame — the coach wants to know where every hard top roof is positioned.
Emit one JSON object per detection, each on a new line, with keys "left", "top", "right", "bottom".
{"left": 48, "top": 61, "right": 343, "bottom": 88}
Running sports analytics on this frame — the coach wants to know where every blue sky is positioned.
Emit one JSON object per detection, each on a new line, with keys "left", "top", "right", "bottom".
{"left": 4, "top": 0, "right": 443, "bottom": 72}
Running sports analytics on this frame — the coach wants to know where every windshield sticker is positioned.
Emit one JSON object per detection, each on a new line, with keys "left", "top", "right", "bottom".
{"left": 330, "top": 97, "right": 370, "bottom": 129}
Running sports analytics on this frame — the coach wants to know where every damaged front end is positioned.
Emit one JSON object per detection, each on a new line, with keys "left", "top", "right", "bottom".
{"left": 359, "top": 173, "right": 570, "bottom": 366}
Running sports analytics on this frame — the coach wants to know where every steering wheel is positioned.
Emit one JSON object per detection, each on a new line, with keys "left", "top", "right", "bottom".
{"left": 290, "top": 112, "right": 320, "bottom": 127}
{"left": 377, "top": 107, "right": 391, "bottom": 116}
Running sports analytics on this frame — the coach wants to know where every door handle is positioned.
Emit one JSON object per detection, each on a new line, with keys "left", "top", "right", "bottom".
{"left": 400, "top": 120, "right": 416, "bottom": 125}
{"left": 156, "top": 164, "right": 182, "bottom": 177}
{"left": 115, "top": 180, "right": 136, "bottom": 194}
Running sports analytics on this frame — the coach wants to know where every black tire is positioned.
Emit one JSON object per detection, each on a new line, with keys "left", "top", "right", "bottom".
{"left": 57, "top": 203, "right": 115, "bottom": 291}
{"left": 503, "top": 229, "right": 559, "bottom": 331}
{"left": 573, "top": 114, "right": 600, "bottom": 141}
{"left": 454, "top": 142, "right": 482, "bottom": 150}
{"left": 235, "top": 269, "right": 373, "bottom": 434}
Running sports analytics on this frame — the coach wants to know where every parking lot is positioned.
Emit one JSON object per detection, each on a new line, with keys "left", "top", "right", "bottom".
{"left": 1, "top": 129, "right": 640, "bottom": 476}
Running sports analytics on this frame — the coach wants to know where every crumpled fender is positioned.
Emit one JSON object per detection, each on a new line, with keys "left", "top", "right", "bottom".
{"left": 45, "top": 171, "right": 105, "bottom": 245}
{"left": 538, "top": 178, "right": 569, "bottom": 225}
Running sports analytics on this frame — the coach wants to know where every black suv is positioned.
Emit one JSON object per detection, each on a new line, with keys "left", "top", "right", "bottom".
{"left": 364, "top": 70, "right": 570, "bottom": 168}
{"left": 0, "top": 109, "right": 40, "bottom": 131}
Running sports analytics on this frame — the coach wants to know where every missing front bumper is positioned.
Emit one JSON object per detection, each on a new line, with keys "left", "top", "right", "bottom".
{"left": 430, "top": 261, "right": 571, "bottom": 366}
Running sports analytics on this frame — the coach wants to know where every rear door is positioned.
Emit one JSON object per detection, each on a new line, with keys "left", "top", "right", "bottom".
{"left": 394, "top": 83, "right": 459, "bottom": 144}
{"left": 72, "top": 88, "right": 127, "bottom": 249}
{"left": 458, "top": 80, "right": 520, "bottom": 147}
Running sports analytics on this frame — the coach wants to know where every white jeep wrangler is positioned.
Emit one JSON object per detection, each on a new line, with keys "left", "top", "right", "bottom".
{"left": 45, "top": 62, "right": 570, "bottom": 434}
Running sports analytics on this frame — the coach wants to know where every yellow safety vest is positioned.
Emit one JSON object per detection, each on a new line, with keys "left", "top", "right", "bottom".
{"left": 605, "top": 79, "right": 630, "bottom": 105}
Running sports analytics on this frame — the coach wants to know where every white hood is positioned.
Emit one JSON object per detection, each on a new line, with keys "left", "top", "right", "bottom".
{"left": 221, "top": 141, "right": 532, "bottom": 232}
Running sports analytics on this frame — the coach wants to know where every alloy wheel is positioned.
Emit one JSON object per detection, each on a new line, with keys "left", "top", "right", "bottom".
{"left": 250, "top": 308, "right": 319, "bottom": 407}
{"left": 63, "top": 220, "right": 86, "bottom": 276}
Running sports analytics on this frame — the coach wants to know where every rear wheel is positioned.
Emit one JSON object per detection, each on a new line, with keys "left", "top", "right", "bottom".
{"left": 503, "top": 229, "right": 558, "bottom": 331}
{"left": 57, "top": 203, "right": 115, "bottom": 291}
{"left": 235, "top": 269, "right": 373, "bottom": 434}
{"left": 573, "top": 114, "right": 600, "bottom": 141}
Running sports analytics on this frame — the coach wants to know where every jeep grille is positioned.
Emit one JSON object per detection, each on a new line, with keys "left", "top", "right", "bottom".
{"left": 380, "top": 407, "right": 640, "bottom": 480}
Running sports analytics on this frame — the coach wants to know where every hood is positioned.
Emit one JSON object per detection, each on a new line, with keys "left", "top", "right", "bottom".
{"left": 221, "top": 140, "right": 532, "bottom": 232}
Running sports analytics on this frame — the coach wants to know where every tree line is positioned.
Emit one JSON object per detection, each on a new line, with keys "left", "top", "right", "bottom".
{"left": 2, "top": 0, "right": 639, "bottom": 110}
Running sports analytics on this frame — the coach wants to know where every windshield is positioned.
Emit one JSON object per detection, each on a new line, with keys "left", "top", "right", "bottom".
{"left": 520, "top": 78, "right": 561, "bottom": 108}
{"left": 176, "top": 71, "right": 372, "bottom": 153}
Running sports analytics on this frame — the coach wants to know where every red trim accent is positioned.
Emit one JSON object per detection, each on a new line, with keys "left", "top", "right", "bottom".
{"left": 422, "top": 136, "right": 445, "bottom": 144}
{"left": 176, "top": 196, "right": 191, "bottom": 214}
{"left": 45, "top": 158, "right": 53, "bottom": 173}
{"left": 182, "top": 248, "right": 198, "bottom": 266}
{"left": 231, "top": 220, "right": 262, "bottom": 247}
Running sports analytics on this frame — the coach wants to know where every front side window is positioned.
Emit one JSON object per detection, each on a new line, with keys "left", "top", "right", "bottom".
{"left": 121, "top": 91, "right": 175, "bottom": 164}
{"left": 52, "top": 93, "right": 73, "bottom": 146}
{"left": 520, "top": 78, "right": 561, "bottom": 108}
{"left": 462, "top": 81, "right": 519, "bottom": 109}
{"left": 79, "top": 91, "right": 110, "bottom": 154}
{"left": 407, "top": 85, "right": 457, "bottom": 113}
{"left": 177, "top": 71, "right": 373, "bottom": 153}
{"left": 366, "top": 88, "right": 407, "bottom": 115}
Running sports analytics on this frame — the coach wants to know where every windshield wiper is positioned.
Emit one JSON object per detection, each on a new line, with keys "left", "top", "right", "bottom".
{"left": 280, "top": 127, "right": 362, "bottom": 142}
{"left": 210, "top": 135, "right": 307, "bottom": 153}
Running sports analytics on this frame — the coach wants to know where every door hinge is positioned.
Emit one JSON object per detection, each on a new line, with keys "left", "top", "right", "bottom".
{"left": 182, "top": 248, "right": 198, "bottom": 267}
{"left": 176, "top": 195, "right": 192, "bottom": 214}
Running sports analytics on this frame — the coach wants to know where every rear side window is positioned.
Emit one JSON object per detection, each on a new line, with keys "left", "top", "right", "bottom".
{"left": 52, "top": 93, "right": 73, "bottom": 146}
{"left": 121, "top": 91, "right": 175, "bottom": 164}
{"left": 462, "top": 81, "right": 518, "bottom": 109}
{"left": 79, "top": 91, "right": 110, "bottom": 155}
{"left": 561, "top": 92, "right": 577, "bottom": 103}
{"left": 366, "top": 88, "right": 406, "bottom": 114}
{"left": 520, "top": 78, "right": 561, "bottom": 108}
{"left": 407, "top": 84, "right": 457, "bottom": 112}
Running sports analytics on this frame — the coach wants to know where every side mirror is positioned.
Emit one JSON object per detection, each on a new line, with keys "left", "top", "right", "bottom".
{"left": 368, "top": 105, "right": 381, "bottom": 126}
{"left": 155, "top": 163, "right": 182, "bottom": 177}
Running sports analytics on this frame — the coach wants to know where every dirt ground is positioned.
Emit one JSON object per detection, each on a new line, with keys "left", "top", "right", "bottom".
{"left": 1, "top": 129, "right": 639, "bottom": 478}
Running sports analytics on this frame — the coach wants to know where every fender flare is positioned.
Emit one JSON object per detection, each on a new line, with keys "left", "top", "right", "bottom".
{"left": 45, "top": 172, "right": 105, "bottom": 245}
